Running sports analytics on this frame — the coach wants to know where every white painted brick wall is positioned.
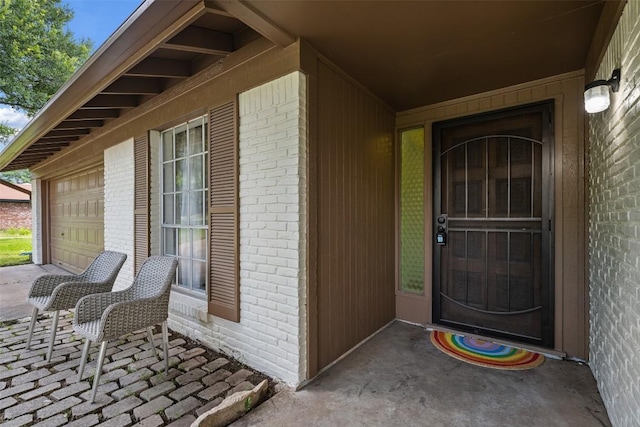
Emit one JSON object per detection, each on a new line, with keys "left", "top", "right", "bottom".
{"left": 30, "top": 178, "right": 43, "bottom": 264}
{"left": 104, "top": 139, "right": 135, "bottom": 291}
{"left": 588, "top": 2, "right": 640, "bottom": 426}
{"left": 149, "top": 131, "right": 161, "bottom": 256}
{"left": 168, "top": 71, "right": 308, "bottom": 385}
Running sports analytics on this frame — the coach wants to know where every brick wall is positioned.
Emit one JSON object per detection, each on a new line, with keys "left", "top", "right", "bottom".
{"left": 104, "top": 139, "right": 135, "bottom": 291}
{"left": 31, "top": 179, "right": 43, "bottom": 264}
{"left": 149, "top": 131, "right": 161, "bottom": 257}
{"left": 167, "top": 72, "right": 308, "bottom": 385}
{"left": 0, "top": 201, "right": 31, "bottom": 229}
{"left": 588, "top": 2, "right": 640, "bottom": 426}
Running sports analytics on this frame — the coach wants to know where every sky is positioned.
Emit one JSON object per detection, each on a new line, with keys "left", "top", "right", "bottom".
{"left": 0, "top": 0, "right": 142, "bottom": 139}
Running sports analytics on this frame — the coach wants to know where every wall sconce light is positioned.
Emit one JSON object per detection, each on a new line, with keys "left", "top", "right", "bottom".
{"left": 584, "top": 68, "right": 621, "bottom": 114}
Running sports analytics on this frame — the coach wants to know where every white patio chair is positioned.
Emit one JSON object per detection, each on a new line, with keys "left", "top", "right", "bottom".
{"left": 26, "top": 251, "right": 127, "bottom": 361}
{"left": 73, "top": 255, "right": 178, "bottom": 403}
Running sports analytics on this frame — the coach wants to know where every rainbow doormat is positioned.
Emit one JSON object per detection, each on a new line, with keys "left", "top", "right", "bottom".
{"left": 430, "top": 330, "right": 545, "bottom": 370}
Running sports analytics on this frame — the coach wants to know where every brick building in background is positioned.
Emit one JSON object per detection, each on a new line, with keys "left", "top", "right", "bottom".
{"left": 0, "top": 179, "right": 31, "bottom": 230}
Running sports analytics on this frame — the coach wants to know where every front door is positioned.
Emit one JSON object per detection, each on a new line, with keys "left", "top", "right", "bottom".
{"left": 433, "top": 102, "right": 553, "bottom": 348}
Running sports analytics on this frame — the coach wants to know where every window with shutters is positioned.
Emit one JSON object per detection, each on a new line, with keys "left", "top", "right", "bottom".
{"left": 161, "top": 116, "right": 208, "bottom": 295}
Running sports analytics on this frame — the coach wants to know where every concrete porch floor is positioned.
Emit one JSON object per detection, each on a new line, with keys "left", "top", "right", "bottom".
{"left": 234, "top": 321, "right": 610, "bottom": 427}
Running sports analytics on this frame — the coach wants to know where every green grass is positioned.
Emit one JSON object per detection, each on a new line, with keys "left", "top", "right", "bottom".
{"left": 0, "top": 227, "right": 31, "bottom": 237}
{"left": 0, "top": 232, "right": 32, "bottom": 267}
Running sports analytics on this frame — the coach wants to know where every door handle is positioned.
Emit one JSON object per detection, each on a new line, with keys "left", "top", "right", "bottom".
{"left": 436, "top": 215, "right": 447, "bottom": 246}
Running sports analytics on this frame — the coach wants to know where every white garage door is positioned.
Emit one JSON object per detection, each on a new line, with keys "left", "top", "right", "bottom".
{"left": 49, "top": 167, "right": 104, "bottom": 273}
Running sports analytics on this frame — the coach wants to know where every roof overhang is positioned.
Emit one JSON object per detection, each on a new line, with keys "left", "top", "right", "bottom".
{"left": 0, "top": 0, "right": 626, "bottom": 172}
{"left": 0, "top": 0, "right": 264, "bottom": 171}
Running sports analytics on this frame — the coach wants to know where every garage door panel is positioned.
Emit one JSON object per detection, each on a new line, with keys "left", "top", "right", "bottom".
{"left": 49, "top": 167, "right": 104, "bottom": 273}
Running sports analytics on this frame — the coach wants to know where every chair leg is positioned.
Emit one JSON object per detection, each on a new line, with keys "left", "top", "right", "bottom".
{"left": 90, "top": 341, "right": 108, "bottom": 404}
{"left": 26, "top": 307, "right": 38, "bottom": 349}
{"left": 77, "top": 338, "right": 91, "bottom": 382}
{"left": 162, "top": 320, "right": 169, "bottom": 376}
{"left": 46, "top": 311, "right": 60, "bottom": 362}
{"left": 146, "top": 327, "right": 157, "bottom": 358}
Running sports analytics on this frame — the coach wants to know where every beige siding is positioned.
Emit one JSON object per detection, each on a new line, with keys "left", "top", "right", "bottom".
{"left": 313, "top": 59, "right": 397, "bottom": 372}
{"left": 31, "top": 39, "right": 300, "bottom": 179}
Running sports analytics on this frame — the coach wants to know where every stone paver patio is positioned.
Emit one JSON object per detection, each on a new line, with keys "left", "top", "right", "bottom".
{"left": 0, "top": 311, "right": 274, "bottom": 426}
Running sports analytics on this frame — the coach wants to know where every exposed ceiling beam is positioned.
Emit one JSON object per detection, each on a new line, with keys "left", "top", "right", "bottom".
{"left": 103, "top": 77, "right": 163, "bottom": 95}
{"left": 125, "top": 57, "right": 192, "bottom": 78}
{"left": 31, "top": 141, "right": 72, "bottom": 148}
{"left": 164, "top": 26, "right": 234, "bottom": 55}
{"left": 41, "top": 129, "right": 91, "bottom": 138}
{"left": 55, "top": 120, "right": 104, "bottom": 130}
{"left": 66, "top": 110, "right": 120, "bottom": 120}
{"left": 32, "top": 136, "right": 79, "bottom": 144}
{"left": 9, "top": 154, "right": 57, "bottom": 162}
{"left": 20, "top": 145, "right": 69, "bottom": 153}
{"left": 212, "top": 0, "right": 294, "bottom": 47}
{"left": 81, "top": 95, "right": 139, "bottom": 109}
{"left": 22, "top": 151, "right": 66, "bottom": 158}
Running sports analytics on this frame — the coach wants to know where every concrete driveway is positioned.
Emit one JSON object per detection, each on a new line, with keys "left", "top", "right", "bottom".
{"left": 0, "top": 263, "right": 68, "bottom": 321}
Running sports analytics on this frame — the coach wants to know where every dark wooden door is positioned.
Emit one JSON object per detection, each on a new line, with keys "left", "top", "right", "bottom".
{"left": 433, "top": 102, "right": 553, "bottom": 347}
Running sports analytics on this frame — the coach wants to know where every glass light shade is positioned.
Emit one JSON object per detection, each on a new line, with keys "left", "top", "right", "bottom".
{"left": 584, "top": 84, "right": 610, "bottom": 113}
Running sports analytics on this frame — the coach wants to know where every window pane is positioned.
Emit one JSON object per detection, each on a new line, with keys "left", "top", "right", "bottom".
{"left": 204, "top": 190, "right": 209, "bottom": 224}
{"left": 162, "top": 131, "right": 173, "bottom": 161}
{"left": 163, "top": 163, "right": 174, "bottom": 192}
{"left": 176, "top": 159, "right": 188, "bottom": 191}
{"left": 192, "top": 261, "right": 206, "bottom": 293}
{"left": 178, "top": 228, "right": 190, "bottom": 258}
{"left": 163, "top": 195, "right": 174, "bottom": 224}
{"left": 204, "top": 153, "right": 209, "bottom": 193}
{"left": 189, "top": 155, "right": 204, "bottom": 190}
{"left": 193, "top": 229, "right": 206, "bottom": 260}
{"left": 177, "top": 258, "right": 190, "bottom": 289}
{"left": 175, "top": 125, "right": 187, "bottom": 158}
{"left": 164, "top": 228, "right": 176, "bottom": 255}
{"left": 189, "top": 123, "right": 203, "bottom": 155}
{"left": 400, "top": 127, "right": 425, "bottom": 294}
{"left": 176, "top": 193, "right": 187, "bottom": 225}
{"left": 189, "top": 191, "right": 204, "bottom": 225}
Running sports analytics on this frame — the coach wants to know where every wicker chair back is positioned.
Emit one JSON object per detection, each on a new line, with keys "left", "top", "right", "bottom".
{"left": 78, "top": 250, "right": 129, "bottom": 284}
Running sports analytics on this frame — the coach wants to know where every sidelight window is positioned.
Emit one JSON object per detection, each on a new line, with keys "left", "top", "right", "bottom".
{"left": 399, "top": 127, "right": 425, "bottom": 294}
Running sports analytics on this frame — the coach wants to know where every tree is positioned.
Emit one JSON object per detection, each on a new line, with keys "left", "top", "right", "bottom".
{"left": 0, "top": 123, "right": 14, "bottom": 143}
{"left": 0, "top": 169, "right": 31, "bottom": 183}
{"left": 0, "top": 0, "right": 92, "bottom": 182}
{"left": 0, "top": 0, "right": 92, "bottom": 115}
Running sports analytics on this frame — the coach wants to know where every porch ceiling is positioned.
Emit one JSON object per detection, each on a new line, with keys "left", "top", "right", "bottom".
{"left": 243, "top": 0, "right": 606, "bottom": 111}
{"left": 0, "top": 0, "right": 619, "bottom": 172}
